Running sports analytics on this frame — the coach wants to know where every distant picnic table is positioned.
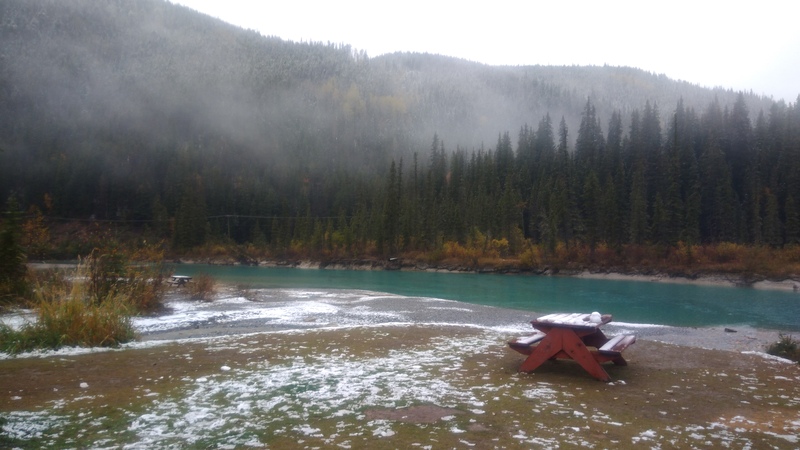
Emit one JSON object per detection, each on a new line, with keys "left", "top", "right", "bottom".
{"left": 508, "top": 312, "right": 636, "bottom": 382}
{"left": 169, "top": 275, "right": 192, "bottom": 287}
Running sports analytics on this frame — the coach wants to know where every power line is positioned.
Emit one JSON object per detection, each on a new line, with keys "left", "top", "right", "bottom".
{"left": 35, "top": 214, "right": 351, "bottom": 224}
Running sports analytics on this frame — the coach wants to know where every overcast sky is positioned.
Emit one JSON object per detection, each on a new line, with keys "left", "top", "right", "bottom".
{"left": 171, "top": 0, "right": 799, "bottom": 102}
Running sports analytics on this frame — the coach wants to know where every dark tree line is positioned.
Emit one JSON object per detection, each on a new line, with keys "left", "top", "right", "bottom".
{"left": 6, "top": 94, "right": 799, "bottom": 260}
{"left": 363, "top": 94, "right": 800, "bottom": 256}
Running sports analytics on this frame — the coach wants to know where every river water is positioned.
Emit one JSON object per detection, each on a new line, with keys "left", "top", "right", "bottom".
{"left": 169, "top": 265, "right": 800, "bottom": 331}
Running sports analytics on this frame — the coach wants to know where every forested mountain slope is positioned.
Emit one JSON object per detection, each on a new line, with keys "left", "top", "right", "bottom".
{"left": 1, "top": 0, "right": 798, "bottom": 260}
{"left": 1, "top": 0, "right": 776, "bottom": 168}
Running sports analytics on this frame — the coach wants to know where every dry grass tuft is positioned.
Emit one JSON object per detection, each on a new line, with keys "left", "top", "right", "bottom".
{"left": 0, "top": 250, "right": 168, "bottom": 354}
{"left": 767, "top": 334, "right": 800, "bottom": 363}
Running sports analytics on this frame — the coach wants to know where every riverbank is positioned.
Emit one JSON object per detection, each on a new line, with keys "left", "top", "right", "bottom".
{"left": 571, "top": 270, "right": 800, "bottom": 292}
{"left": 27, "top": 248, "right": 800, "bottom": 293}
{"left": 5, "top": 280, "right": 796, "bottom": 357}
{"left": 134, "top": 285, "right": 793, "bottom": 354}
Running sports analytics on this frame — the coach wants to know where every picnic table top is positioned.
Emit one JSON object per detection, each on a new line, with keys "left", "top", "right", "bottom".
{"left": 170, "top": 275, "right": 192, "bottom": 280}
{"left": 532, "top": 312, "right": 612, "bottom": 329}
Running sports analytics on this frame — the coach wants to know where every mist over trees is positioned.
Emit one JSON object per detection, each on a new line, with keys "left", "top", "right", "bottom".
{"left": 1, "top": 0, "right": 799, "bottom": 259}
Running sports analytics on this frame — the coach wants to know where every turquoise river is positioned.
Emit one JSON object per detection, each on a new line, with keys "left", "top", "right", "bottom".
{"left": 170, "top": 265, "right": 800, "bottom": 332}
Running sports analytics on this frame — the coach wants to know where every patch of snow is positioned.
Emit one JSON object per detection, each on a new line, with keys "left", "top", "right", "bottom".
{"left": 764, "top": 431, "right": 798, "bottom": 444}
{"left": 741, "top": 351, "right": 796, "bottom": 364}
{"left": 611, "top": 321, "right": 669, "bottom": 328}
{"left": 0, "top": 309, "right": 36, "bottom": 330}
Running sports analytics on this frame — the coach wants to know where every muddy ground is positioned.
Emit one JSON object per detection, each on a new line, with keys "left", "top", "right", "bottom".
{"left": 1, "top": 323, "right": 798, "bottom": 448}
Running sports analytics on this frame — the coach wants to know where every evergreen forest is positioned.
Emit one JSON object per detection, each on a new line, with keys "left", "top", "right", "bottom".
{"left": 2, "top": 0, "right": 800, "bottom": 277}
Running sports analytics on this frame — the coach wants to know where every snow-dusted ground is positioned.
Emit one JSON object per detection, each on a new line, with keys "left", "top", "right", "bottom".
{"left": 130, "top": 286, "right": 800, "bottom": 354}
{"left": 132, "top": 286, "right": 771, "bottom": 349}
{"left": 0, "top": 286, "right": 790, "bottom": 357}
{"left": 2, "top": 288, "right": 798, "bottom": 448}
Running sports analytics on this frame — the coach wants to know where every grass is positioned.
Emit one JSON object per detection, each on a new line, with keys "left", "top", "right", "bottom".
{"left": 0, "top": 296, "right": 134, "bottom": 354}
{"left": 0, "top": 266, "right": 134, "bottom": 354}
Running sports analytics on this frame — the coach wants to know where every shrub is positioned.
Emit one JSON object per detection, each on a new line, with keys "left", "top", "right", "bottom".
{"left": 0, "top": 248, "right": 167, "bottom": 354}
{"left": 490, "top": 238, "right": 509, "bottom": 258}
{"left": 0, "top": 286, "right": 134, "bottom": 354}
{"left": 81, "top": 244, "right": 169, "bottom": 312}
{"left": 518, "top": 245, "right": 543, "bottom": 269}
{"left": 127, "top": 243, "right": 170, "bottom": 312}
{"left": 187, "top": 273, "right": 216, "bottom": 301}
{"left": 33, "top": 293, "right": 134, "bottom": 349}
{"left": 441, "top": 241, "right": 481, "bottom": 264}
{"left": 766, "top": 334, "right": 800, "bottom": 363}
{"left": 85, "top": 247, "right": 126, "bottom": 304}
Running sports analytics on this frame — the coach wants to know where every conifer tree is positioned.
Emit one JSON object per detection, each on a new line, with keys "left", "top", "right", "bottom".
{"left": 495, "top": 131, "right": 514, "bottom": 190}
{"left": 785, "top": 194, "right": 800, "bottom": 245}
{"left": 728, "top": 93, "right": 753, "bottom": 197}
{"left": 381, "top": 160, "right": 400, "bottom": 254}
{"left": 581, "top": 169, "right": 601, "bottom": 249}
{"left": 0, "top": 194, "right": 28, "bottom": 300}
{"left": 173, "top": 175, "right": 208, "bottom": 249}
{"left": 629, "top": 162, "right": 648, "bottom": 245}
{"left": 762, "top": 189, "right": 782, "bottom": 246}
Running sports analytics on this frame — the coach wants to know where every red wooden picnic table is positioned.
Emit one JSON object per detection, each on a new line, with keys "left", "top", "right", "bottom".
{"left": 508, "top": 312, "right": 636, "bottom": 382}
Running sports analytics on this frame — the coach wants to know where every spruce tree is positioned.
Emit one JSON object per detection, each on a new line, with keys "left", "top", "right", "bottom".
{"left": 629, "top": 162, "right": 648, "bottom": 245}
{"left": 785, "top": 195, "right": 800, "bottom": 245}
{"left": 173, "top": 175, "right": 208, "bottom": 249}
{"left": 381, "top": 160, "right": 400, "bottom": 254}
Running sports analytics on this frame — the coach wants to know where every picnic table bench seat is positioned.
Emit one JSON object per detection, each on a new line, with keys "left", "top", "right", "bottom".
{"left": 598, "top": 334, "right": 636, "bottom": 356}
{"left": 508, "top": 332, "right": 547, "bottom": 352}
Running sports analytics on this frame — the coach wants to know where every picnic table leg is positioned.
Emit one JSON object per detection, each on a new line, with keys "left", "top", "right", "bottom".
{"left": 610, "top": 355, "right": 628, "bottom": 366}
{"left": 581, "top": 330, "right": 609, "bottom": 349}
{"left": 561, "top": 330, "right": 611, "bottom": 381}
{"left": 519, "top": 334, "right": 562, "bottom": 373}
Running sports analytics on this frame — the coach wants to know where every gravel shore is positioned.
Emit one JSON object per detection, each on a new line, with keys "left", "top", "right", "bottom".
{"left": 138, "top": 285, "right": 792, "bottom": 355}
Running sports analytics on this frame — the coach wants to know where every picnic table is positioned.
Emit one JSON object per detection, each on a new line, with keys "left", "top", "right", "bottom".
{"left": 508, "top": 312, "right": 636, "bottom": 381}
{"left": 169, "top": 275, "right": 192, "bottom": 287}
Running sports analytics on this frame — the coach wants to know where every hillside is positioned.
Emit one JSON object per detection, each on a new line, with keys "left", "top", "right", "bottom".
{"left": 1, "top": 0, "right": 798, "bottom": 267}
{"left": 1, "top": 0, "right": 778, "bottom": 163}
